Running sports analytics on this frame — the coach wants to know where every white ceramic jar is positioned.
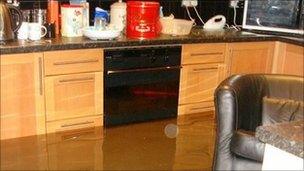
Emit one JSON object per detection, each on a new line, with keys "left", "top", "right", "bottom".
{"left": 61, "top": 4, "right": 83, "bottom": 37}
{"left": 110, "top": 0, "right": 126, "bottom": 31}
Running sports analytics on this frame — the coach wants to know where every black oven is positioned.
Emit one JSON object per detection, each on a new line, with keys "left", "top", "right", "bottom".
{"left": 104, "top": 46, "right": 181, "bottom": 126}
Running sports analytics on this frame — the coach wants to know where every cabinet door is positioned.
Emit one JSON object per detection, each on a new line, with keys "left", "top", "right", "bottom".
{"left": 45, "top": 72, "right": 103, "bottom": 121}
{"left": 179, "top": 64, "right": 226, "bottom": 106}
{"left": 1, "top": 53, "right": 45, "bottom": 140}
{"left": 228, "top": 42, "right": 274, "bottom": 75}
{"left": 273, "top": 42, "right": 304, "bottom": 76}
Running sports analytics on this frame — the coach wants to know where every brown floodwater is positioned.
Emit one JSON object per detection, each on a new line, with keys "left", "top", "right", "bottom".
{"left": 1, "top": 113, "right": 216, "bottom": 170}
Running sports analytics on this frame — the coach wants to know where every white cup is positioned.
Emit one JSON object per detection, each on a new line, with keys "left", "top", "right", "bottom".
{"left": 17, "top": 22, "right": 29, "bottom": 40}
{"left": 28, "top": 23, "right": 47, "bottom": 41}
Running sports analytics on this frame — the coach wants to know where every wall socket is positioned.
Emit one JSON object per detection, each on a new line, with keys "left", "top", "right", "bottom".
{"left": 181, "top": 0, "right": 198, "bottom": 7}
{"left": 229, "top": 0, "right": 244, "bottom": 8}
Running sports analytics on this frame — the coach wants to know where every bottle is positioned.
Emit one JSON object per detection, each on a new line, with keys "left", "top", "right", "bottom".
{"left": 81, "top": 2, "right": 89, "bottom": 28}
{"left": 47, "top": 0, "right": 59, "bottom": 35}
{"left": 94, "top": 8, "right": 109, "bottom": 31}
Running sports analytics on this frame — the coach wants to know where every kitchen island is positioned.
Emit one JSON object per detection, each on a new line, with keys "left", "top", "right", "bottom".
{"left": 256, "top": 121, "right": 304, "bottom": 170}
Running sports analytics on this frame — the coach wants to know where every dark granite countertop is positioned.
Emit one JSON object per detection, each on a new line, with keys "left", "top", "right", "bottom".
{"left": 0, "top": 28, "right": 303, "bottom": 55}
{"left": 256, "top": 121, "right": 304, "bottom": 158}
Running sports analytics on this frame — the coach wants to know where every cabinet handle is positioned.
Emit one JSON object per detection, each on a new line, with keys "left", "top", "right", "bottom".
{"left": 107, "top": 66, "right": 181, "bottom": 74}
{"left": 38, "top": 57, "right": 43, "bottom": 95}
{"left": 191, "top": 52, "right": 222, "bottom": 57}
{"left": 53, "top": 59, "right": 99, "bottom": 65}
{"left": 61, "top": 121, "right": 94, "bottom": 128}
{"left": 193, "top": 67, "right": 218, "bottom": 72}
{"left": 58, "top": 77, "right": 94, "bottom": 83}
{"left": 190, "top": 107, "right": 207, "bottom": 111}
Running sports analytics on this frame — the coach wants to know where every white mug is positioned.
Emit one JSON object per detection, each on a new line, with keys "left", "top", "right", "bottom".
{"left": 28, "top": 23, "right": 47, "bottom": 40}
{"left": 17, "top": 22, "right": 29, "bottom": 40}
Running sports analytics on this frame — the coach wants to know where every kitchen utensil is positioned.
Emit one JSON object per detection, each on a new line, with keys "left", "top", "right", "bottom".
{"left": 126, "top": 1, "right": 161, "bottom": 39}
{"left": 160, "top": 15, "right": 194, "bottom": 35}
{"left": 28, "top": 22, "right": 47, "bottom": 40}
{"left": 61, "top": 4, "right": 83, "bottom": 37}
{"left": 171, "top": 19, "right": 194, "bottom": 35}
{"left": 83, "top": 26, "right": 120, "bottom": 40}
{"left": 17, "top": 10, "right": 31, "bottom": 40}
{"left": 44, "top": 22, "right": 55, "bottom": 38}
{"left": 109, "top": 0, "right": 126, "bottom": 31}
{"left": 0, "top": 0, "right": 23, "bottom": 41}
{"left": 203, "top": 15, "right": 226, "bottom": 31}
{"left": 94, "top": 8, "right": 109, "bottom": 31}
{"left": 21, "top": 9, "right": 31, "bottom": 22}
{"left": 31, "top": 9, "right": 47, "bottom": 25}
{"left": 17, "top": 21, "right": 29, "bottom": 39}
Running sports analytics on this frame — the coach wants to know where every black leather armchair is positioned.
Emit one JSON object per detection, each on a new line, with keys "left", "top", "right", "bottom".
{"left": 213, "top": 74, "right": 304, "bottom": 171}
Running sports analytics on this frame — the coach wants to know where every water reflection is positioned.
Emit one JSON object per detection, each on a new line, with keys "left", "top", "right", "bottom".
{"left": 1, "top": 113, "right": 215, "bottom": 170}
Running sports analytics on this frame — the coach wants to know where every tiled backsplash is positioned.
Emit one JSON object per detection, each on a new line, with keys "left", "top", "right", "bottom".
{"left": 19, "top": 0, "right": 244, "bottom": 26}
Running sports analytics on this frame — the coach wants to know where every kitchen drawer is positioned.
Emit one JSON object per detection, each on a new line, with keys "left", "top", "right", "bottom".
{"left": 45, "top": 72, "right": 103, "bottom": 121}
{"left": 44, "top": 49, "right": 103, "bottom": 76}
{"left": 178, "top": 102, "right": 215, "bottom": 116}
{"left": 182, "top": 43, "right": 226, "bottom": 65}
{"left": 46, "top": 115, "right": 103, "bottom": 134}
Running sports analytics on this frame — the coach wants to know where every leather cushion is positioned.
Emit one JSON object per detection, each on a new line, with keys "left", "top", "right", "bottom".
{"left": 230, "top": 130, "right": 265, "bottom": 162}
{"left": 262, "top": 97, "right": 304, "bottom": 125}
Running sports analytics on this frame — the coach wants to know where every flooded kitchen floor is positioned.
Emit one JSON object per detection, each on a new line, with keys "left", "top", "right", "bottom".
{"left": 1, "top": 113, "right": 216, "bottom": 170}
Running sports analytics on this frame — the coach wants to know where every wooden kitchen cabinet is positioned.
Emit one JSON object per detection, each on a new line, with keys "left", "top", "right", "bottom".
{"left": 45, "top": 72, "right": 103, "bottom": 122}
{"left": 178, "top": 43, "right": 228, "bottom": 116}
{"left": 0, "top": 53, "right": 45, "bottom": 140}
{"left": 228, "top": 42, "right": 275, "bottom": 75}
{"left": 43, "top": 48, "right": 104, "bottom": 134}
{"left": 272, "top": 42, "right": 304, "bottom": 76}
{"left": 179, "top": 64, "right": 226, "bottom": 115}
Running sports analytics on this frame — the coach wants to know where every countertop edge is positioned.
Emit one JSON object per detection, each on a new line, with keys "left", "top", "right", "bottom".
{"left": 0, "top": 35, "right": 304, "bottom": 54}
{"left": 0, "top": 33, "right": 302, "bottom": 55}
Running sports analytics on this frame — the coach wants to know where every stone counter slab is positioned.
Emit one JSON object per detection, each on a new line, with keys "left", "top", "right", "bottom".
{"left": 1, "top": 29, "right": 303, "bottom": 55}
{"left": 256, "top": 121, "right": 304, "bottom": 158}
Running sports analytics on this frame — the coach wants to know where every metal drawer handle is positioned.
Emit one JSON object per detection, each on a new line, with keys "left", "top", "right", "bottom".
{"left": 191, "top": 52, "right": 223, "bottom": 56}
{"left": 107, "top": 66, "right": 181, "bottom": 74}
{"left": 53, "top": 59, "right": 99, "bottom": 65}
{"left": 193, "top": 67, "right": 218, "bottom": 72}
{"left": 38, "top": 57, "right": 43, "bottom": 95}
{"left": 61, "top": 121, "right": 94, "bottom": 128}
{"left": 59, "top": 77, "right": 94, "bottom": 83}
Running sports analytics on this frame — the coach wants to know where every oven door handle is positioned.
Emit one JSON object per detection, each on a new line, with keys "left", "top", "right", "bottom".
{"left": 107, "top": 66, "right": 182, "bottom": 75}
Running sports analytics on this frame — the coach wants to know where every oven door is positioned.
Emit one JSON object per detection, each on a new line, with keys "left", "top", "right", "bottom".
{"left": 104, "top": 66, "right": 180, "bottom": 126}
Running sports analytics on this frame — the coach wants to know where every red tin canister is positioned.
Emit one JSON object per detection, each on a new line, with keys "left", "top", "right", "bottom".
{"left": 126, "top": 1, "right": 161, "bottom": 39}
